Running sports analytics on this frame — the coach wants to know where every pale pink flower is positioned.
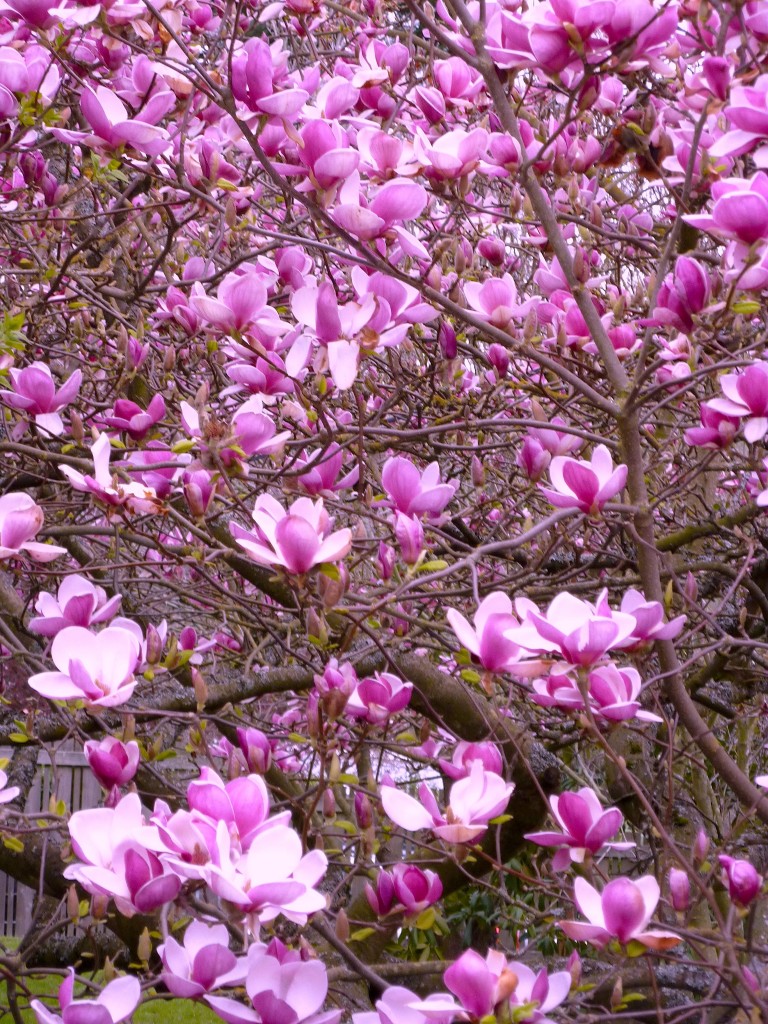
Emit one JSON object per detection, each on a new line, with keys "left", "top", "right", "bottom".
{"left": 231, "top": 494, "right": 352, "bottom": 574}
{"left": 446, "top": 592, "right": 522, "bottom": 673}
{"left": 31, "top": 971, "right": 140, "bottom": 1024}
{"left": 540, "top": 445, "right": 627, "bottom": 515}
{"left": 365, "top": 863, "right": 443, "bottom": 917}
{"left": 346, "top": 672, "right": 413, "bottom": 725}
{"left": 29, "top": 575, "right": 121, "bottom": 636}
{"left": 0, "top": 769, "right": 19, "bottom": 805}
{"left": 381, "top": 761, "right": 514, "bottom": 844}
{"left": 28, "top": 625, "right": 142, "bottom": 707}
{"left": 438, "top": 741, "right": 503, "bottom": 781}
{"left": 84, "top": 737, "right": 140, "bottom": 789}
{"left": 381, "top": 457, "right": 457, "bottom": 518}
{"left": 159, "top": 920, "right": 247, "bottom": 999}
{"left": 60, "top": 434, "right": 162, "bottom": 514}
{"left": 707, "top": 363, "right": 768, "bottom": 443}
{"left": 559, "top": 876, "right": 681, "bottom": 950}
{"left": 0, "top": 493, "right": 66, "bottom": 562}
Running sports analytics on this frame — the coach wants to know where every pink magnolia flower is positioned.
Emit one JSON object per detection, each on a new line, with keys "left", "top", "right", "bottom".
{"left": 381, "top": 457, "right": 457, "bottom": 518}
{"left": 313, "top": 658, "right": 357, "bottom": 718}
{"left": 231, "top": 494, "right": 352, "bottom": 574}
{"left": 206, "top": 943, "right": 341, "bottom": 1024}
{"left": 206, "top": 822, "right": 328, "bottom": 924}
{"left": 159, "top": 920, "right": 247, "bottom": 999}
{"left": 394, "top": 513, "right": 424, "bottom": 565}
{"left": 63, "top": 793, "right": 173, "bottom": 916}
{"left": 0, "top": 769, "right": 19, "bottom": 805}
{"left": 0, "top": 493, "right": 66, "bottom": 562}
{"left": 668, "top": 869, "right": 690, "bottom": 912}
{"left": 685, "top": 172, "right": 768, "bottom": 289}
{"left": 531, "top": 663, "right": 662, "bottom": 722}
{"left": 99, "top": 394, "right": 166, "bottom": 441}
{"left": 236, "top": 728, "right": 273, "bottom": 774}
{"left": 438, "top": 741, "right": 503, "bottom": 781}
{"left": 381, "top": 761, "right": 514, "bottom": 844}
{"left": 445, "top": 948, "right": 571, "bottom": 1024}
{"left": 60, "top": 434, "right": 162, "bottom": 514}
{"left": 53, "top": 84, "right": 171, "bottom": 156}
{"left": 28, "top": 625, "right": 142, "bottom": 707}
{"left": 294, "top": 444, "right": 359, "bottom": 495}
{"left": 707, "top": 363, "right": 768, "bottom": 443}
{"left": 191, "top": 270, "right": 289, "bottom": 339}
{"left": 29, "top": 575, "right": 121, "bottom": 636}
{"left": 446, "top": 592, "right": 522, "bottom": 673}
{"left": 525, "top": 788, "right": 633, "bottom": 870}
{"left": 719, "top": 856, "right": 762, "bottom": 907}
{"left": 464, "top": 274, "right": 524, "bottom": 331}
{"left": 353, "top": 986, "right": 459, "bottom": 1024}
{"left": 84, "top": 737, "right": 140, "bottom": 789}
{"left": 365, "top": 863, "right": 443, "bottom": 918}
{"left": 540, "top": 445, "right": 627, "bottom": 515}
{"left": 558, "top": 876, "right": 681, "bottom": 950}
{"left": 0, "top": 362, "right": 81, "bottom": 435}
{"left": 511, "top": 591, "right": 637, "bottom": 668}
{"left": 684, "top": 403, "right": 740, "bottom": 449}
{"left": 347, "top": 672, "right": 413, "bottom": 725}
{"left": 31, "top": 971, "right": 140, "bottom": 1024}
{"left": 186, "top": 767, "right": 275, "bottom": 851}
{"left": 413, "top": 127, "right": 489, "bottom": 180}
{"left": 650, "top": 257, "right": 710, "bottom": 334}
{"left": 611, "top": 589, "right": 686, "bottom": 650}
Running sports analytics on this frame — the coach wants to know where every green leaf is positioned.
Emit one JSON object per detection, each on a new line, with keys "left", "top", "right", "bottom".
{"left": 8, "top": 733, "right": 28, "bottom": 744}
{"left": 349, "top": 928, "right": 376, "bottom": 943}
{"left": 460, "top": 669, "right": 481, "bottom": 684}
{"left": 2, "top": 836, "right": 23, "bottom": 853}
{"left": 418, "top": 560, "right": 448, "bottom": 572}
{"left": 732, "top": 300, "right": 761, "bottom": 315}
{"left": 414, "top": 907, "right": 436, "bottom": 930}
{"left": 488, "top": 814, "right": 513, "bottom": 825}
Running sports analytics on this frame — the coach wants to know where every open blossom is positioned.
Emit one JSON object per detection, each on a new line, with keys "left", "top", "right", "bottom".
{"left": 159, "top": 920, "right": 247, "bottom": 999}
{"left": 540, "top": 444, "right": 627, "bottom": 515}
{"left": 99, "top": 394, "right": 166, "bottom": 441}
{"left": 531, "top": 663, "right": 662, "bottom": 722}
{"left": 445, "top": 949, "right": 571, "bottom": 1024}
{"left": 60, "top": 433, "right": 162, "bottom": 514}
{"left": 63, "top": 793, "right": 177, "bottom": 917}
{"left": 558, "top": 876, "right": 681, "bottom": 950}
{"left": 28, "top": 626, "right": 142, "bottom": 707}
{"left": 0, "top": 493, "right": 66, "bottom": 562}
{"left": 206, "top": 942, "right": 342, "bottom": 1024}
{"left": 511, "top": 591, "right": 637, "bottom": 668}
{"left": 525, "top": 788, "right": 633, "bottom": 870}
{"left": 381, "top": 457, "right": 457, "bottom": 518}
{"left": 684, "top": 403, "right": 740, "bottom": 449}
{"left": 346, "top": 672, "right": 413, "bottom": 725}
{"left": 381, "top": 761, "right": 514, "bottom": 844}
{"left": 231, "top": 494, "right": 352, "bottom": 574}
{"left": 706, "top": 363, "right": 768, "bottom": 443}
{"left": 611, "top": 589, "right": 686, "bottom": 650}
{"left": 31, "top": 971, "right": 140, "bottom": 1024}
{"left": 0, "top": 361, "right": 81, "bottom": 435}
{"left": 446, "top": 592, "right": 523, "bottom": 673}
{"left": 29, "top": 575, "right": 121, "bottom": 636}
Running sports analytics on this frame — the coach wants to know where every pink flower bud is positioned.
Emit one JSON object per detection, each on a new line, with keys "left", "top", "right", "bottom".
{"left": 487, "top": 343, "right": 510, "bottom": 377}
{"left": 438, "top": 321, "right": 457, "bottom": 359}
{"left": 693, "top": 829, "right": 710, "bottom": 866}
{"left": 669, "top": 868, "right": 690, "bottom": 912}
{"left": 477, "top": 236, "right": 506, "bottom": 266}
{"left": 145, "top": 623, "right": 164, "bottom": 665}
{"left": 378, "top": 541, "right": 395, "bottom": 580}
{"left": 719, "top": 855, "right": 762, "bottom": 907}
{"left": 236, "top": 727, "right": 272, "bottom": 774}
{"left": 395, "top": 513, "right": 424, "bottom": 565}
{"left": 355, "top": 791, "right": 374, "bottom": 830}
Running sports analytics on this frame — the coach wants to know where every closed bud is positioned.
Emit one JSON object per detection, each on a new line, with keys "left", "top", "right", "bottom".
{"left": 610, "top": 978, "right": 623, "bottom": 1012}
{"left": 471, "top": 455, "right": 485, "bottom": 487}
{"left": 91, "top": 892, "right": 109, "bottom": 920}
{"left": 138, "top": 926, "right": 152, "bottom": 963}
{"left": 192, "top": 667, "right": 207, "bottom": 708}
{"left": 669, "top": 868, "right": 691, "bottom": 912}
{"left": 438, "top": 321, "right": 457, "bottom": 359}
{"left": 378, "top": 541, "right": 395, "bottom": 581}
{"left": 102, "top": 958, "right": 117, "bottom": 982}
{"left": 692, "top": 828, "right": 710, "bottom": 866}
{"left": 335, "top": 908, "right": 350, "bottom": 942}
{"left": 163, "top": 345, "right": 176, "bottom": 372}
{"left": 684, "top": 571, "right": 698, "bottom": 603}
{"left": 487, "top": 343, "right": 510, "bottom": 377}
{"left": 67, "top": 885, "right": 80, "bottom": 922}
{"left": 355, "top": 791, "right": 373, "bottom": 829}
{"left": 69, "top": 411, "right": 84, "bottom": 444}
{"left": 323, "top": 788, "right": 336, "bottom": 818}
{"left": 567, "top": 950, "right": 581, "bottom": 987}
{"left": 329, "top": 752, "right": 341, "bottom": 783}
{"left": 145, "top": 623, "right": 164, "bottom": 665}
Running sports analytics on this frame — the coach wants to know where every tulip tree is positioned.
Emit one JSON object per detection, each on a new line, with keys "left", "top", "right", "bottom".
{"left": 3, "top": 0, "right": 768, "bottom": 1021}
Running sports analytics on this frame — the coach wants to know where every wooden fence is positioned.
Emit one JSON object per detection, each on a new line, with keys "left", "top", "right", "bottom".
{"left": 0, "top": 746, "right": 101, "bottom": 938}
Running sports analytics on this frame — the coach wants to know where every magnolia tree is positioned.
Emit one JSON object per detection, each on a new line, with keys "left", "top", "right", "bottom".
{"left": 2, "top": 0, "right": 768, "bottom": 1021}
